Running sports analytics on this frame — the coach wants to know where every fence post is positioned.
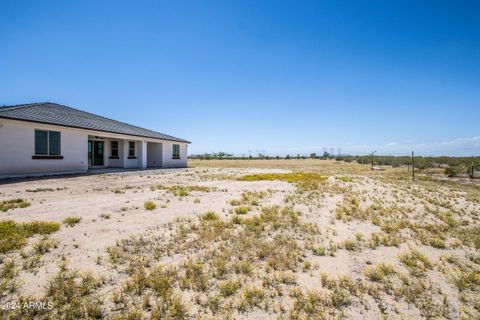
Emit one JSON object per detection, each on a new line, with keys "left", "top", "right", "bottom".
{"left": 412, "top": 151, "right": 415, "bottom": 181}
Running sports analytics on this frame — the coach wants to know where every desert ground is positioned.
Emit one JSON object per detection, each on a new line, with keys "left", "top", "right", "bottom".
{"left": 0, "top": 159, "right": 479, "bottom": 319}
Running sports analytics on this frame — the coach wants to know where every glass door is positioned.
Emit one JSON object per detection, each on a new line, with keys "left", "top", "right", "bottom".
{"left": 93, "top": 141, "right": 104, "bottom": 166}
{"left": 88, "top": 140, "right": 105, "bottom": 167}
{"left": 88, "top": 140, "right": 93, "bottom": 167}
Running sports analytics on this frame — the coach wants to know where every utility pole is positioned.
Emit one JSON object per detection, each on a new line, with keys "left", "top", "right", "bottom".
{"left": 469, "top": 157, "right": 475, "bottom": 179}
{"left": 412, "top": 151, "right": 415, "bottom": 181}
{"left": 371, "top": 151, "right": 376, "bottom": 170}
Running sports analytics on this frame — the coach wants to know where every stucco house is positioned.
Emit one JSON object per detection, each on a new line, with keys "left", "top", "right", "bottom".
{"left": 0, "top": 102, "right": 190, "bottom": 178}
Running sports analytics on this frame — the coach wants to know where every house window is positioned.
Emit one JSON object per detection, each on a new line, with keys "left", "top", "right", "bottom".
{"left": 34, "top": 130, "right": 61, "bottom": 156}
{"left": 110, "top": 141, "right": 119, "bottom": 158}
{"left": 128, "top": 141, "right": 136, "bottom": 158}
{"left": 172, "top": 144, "right": 180, "bottom": 159}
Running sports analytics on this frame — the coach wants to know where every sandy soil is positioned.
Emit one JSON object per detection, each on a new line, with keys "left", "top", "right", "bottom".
{"left": 0, "top": 160, "right": 479, "bottom": 319}
{"left": 0, "top": 168, "right": 294, "bottom": 296}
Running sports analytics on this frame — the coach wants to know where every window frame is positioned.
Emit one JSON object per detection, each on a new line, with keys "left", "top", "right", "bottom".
{"left": 110, "top": 141, "right": 119, "bottom": 159}
{"left": 33, "top": 129, "right": 62, "bottom": 159}
{"left": 172, "top": 144, "right": 180, "bottom": 159}
{"left": 128, "top": 141, "right": 136, "bottom": 158}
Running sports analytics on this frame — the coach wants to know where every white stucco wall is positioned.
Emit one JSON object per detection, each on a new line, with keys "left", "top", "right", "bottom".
{"left": 162, "top": 141, "right": 188, "bottom": 168}
{"left": 147, "top": 142, "right": 163, "bottom": 167}
{"left": 0, "top": 118, "right": 189, "bottom": 177}
{"left": 138, "top": 141, "right": 147, "bottom": 169}
{"left": 0, "top": 119, "right": 88, "bottom": 177}
{"left": 106, "top": 139, "right": 124, "bottom": 168}
{"left": 123, "top": 140, "right": 140, "bottom": 169}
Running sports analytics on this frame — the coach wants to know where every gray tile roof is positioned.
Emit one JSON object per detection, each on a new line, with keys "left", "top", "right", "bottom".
{"left": 0, "top": 102, "right": 190, "bottom": 143}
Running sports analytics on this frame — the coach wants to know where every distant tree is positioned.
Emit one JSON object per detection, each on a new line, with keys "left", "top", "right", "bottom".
{"left": 415, "top": 158, "right": 433, "bottom": 170}
{"left": 445, "top": 166, "right": 462, "bottom": 177}
{"left": 310, "top": 153, "right": 317, "bottom": 159}
{"left": 323, "top": 151, "right": 330, "bottom": 158}
{"left": 286, "top": 154, "right": 290, "bottom": 160}
{"left": 466, "top": 162, "right": 478, "bottom": 179}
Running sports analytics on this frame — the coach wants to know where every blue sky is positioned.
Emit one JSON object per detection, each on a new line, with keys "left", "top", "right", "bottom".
{"left": 1, "top": 1, "right": 479, "bottom": 156}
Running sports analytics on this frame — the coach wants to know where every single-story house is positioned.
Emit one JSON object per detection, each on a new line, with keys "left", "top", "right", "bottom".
{"left": 0, "top": 102, "right": 191, "bottom": 178}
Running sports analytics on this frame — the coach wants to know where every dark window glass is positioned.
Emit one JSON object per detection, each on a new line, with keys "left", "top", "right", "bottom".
{"left": 173, "top": 144, "right": 180, "bottom": 158}
{"left": 48, "top": 131, "right": 61, "bottom": 155}
{"left": 88, "top": 141, "right": 92, "bottom": 166}
{"left": 128, "top": 141, "right": 135, "bottom": 157}
{"left": 35, "top": 130, "right": 48, "bottom": 155}
{"left": 111, "top": 141, "right": 119, "bottom": 157}
{"left": 35, "top": 130, "right": 61, "bottom": 155}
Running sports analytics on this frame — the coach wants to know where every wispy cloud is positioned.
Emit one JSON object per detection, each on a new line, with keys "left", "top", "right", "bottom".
{"left": 254, "top": 136, "right": 480, "bottom": 156}
{"left": 343, "top": 136, "right": 480, "bottom": 156}
{"left": 441, "top": 136, "right": 480, "bottom": 145}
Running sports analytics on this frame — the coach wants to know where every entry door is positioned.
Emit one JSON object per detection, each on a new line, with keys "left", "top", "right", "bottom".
{"left": 93, "top": 141, "right": 104, "bottom": 166}
{"left": 88, "top": 140, "right": 105, "bottom": 167}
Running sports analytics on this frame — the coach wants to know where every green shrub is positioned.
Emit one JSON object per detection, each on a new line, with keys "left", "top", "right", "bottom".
{"left": 444, "top": 166, "right": 462, "bottom": 177}
{"left": 239, "top": 172, "right": 327, "bottom": 191}
{"left": 33, "top": 237, "right": 57, "bottom": 254}
{"left": 364, "top": 263, "right": 397, "bottom": 282}
{"left": 342, "top": 239, "right": 360, "bottom": 251}
{"left": 399, "top": 249, "right": 433, "bottom": 277}
{"left": 239, "top": 286, "right": 266, "bottom": 310}
{"left": 200, "top": 211, "right": 220, "bottom": 222}
{"left": 22, "top": 221, "right": 61, "bottom": 234}
{"left": 234, "top": 206, "right": 251, "bottom": 215}
{"left": 234, "top": 261, "right": 253, "bottom": 276}
{"left": 466, "top": 162, "right": 478, "bottom": 179}
{"left": 144, "top": 201, "right": 157, "bottom": 211}
{"left": 453, "top": 270, "right": 480, "bottom": 290}
{"left": 46, "top": 266, "right": 103, "bottom": 318}
{"left": 63, "top": 217, "right": 82, "bottom": 227}
{"left": 429, "top": 237, "right": 446, "bottom": 249}
{"left": 0, "top": 220, "right": 60, "bottom": 254}
{"left": 229, "top": 199, "right": 242, "bottom": 206}
{"left": 150, "top": 185, "right": 211, "bottom": 197}
{"left": 0, "top": 198, "right": 31, "bottom": 212}
{"left": 219, "top": 279, "right": 240, "bottom": 297}
{"left": 181, "top": 260, "right": 207, "bottom": 291}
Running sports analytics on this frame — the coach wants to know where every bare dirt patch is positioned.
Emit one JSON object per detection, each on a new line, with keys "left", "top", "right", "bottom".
{"left": 0, "top": 161, "right": 479, "bottom": 319}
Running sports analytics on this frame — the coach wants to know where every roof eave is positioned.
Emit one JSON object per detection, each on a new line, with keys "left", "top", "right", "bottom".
{"left": 0, "top": 115, "right": 191, "bottom": 144}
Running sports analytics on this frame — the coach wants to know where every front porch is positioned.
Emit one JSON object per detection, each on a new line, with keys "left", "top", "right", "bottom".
{"left": 86, "top": 167, "right": 188, "bottom": 176}
{"left": 87, "top": 135, "right": 163, "bottom": 170}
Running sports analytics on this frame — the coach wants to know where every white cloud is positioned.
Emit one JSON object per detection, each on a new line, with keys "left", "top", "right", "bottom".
{"left": 229, "top": 136, "right": 480, "bottom": 156}
{"left": 340, "top": 135, "right": 480, "bottom": 156}
{"left": 441, "top": 136, "right": 480, "bottom": 145}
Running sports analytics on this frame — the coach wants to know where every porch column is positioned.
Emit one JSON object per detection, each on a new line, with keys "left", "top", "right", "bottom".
{"left": 139, "top": 140, "right": 147, "bottom": 169}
